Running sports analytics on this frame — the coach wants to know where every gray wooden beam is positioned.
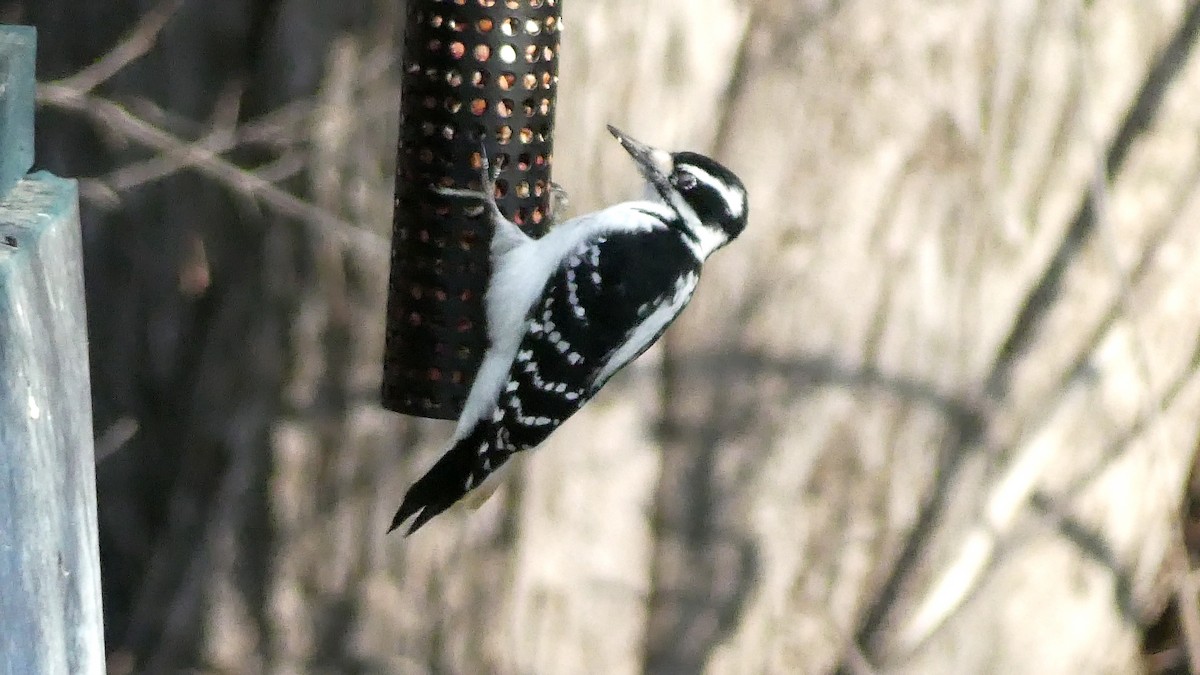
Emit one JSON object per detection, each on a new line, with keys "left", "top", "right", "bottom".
{"left": 0, "top": 24, "right": 105, "bottom": 675}
{"left": 0, "top": 26, "right": 34, "bottom": 196}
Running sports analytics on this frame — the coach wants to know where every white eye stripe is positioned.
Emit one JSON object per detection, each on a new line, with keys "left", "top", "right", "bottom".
{"left": 680, "top": 165, "right": 745, "bottom": 219}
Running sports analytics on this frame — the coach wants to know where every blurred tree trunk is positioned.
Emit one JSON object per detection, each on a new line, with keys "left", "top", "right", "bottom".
{"left": 13, "top": 0, "right": 1200, "bottom": 672}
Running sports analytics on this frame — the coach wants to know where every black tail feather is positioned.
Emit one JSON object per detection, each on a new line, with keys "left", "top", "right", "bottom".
{"left": 390, "top": 422, "right": 493, "bottom": 535}
{"left": 389, "top": 447, "right": 473, "bottom": 535}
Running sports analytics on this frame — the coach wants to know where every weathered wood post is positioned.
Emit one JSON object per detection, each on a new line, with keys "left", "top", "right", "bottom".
{"left": 0, "top": 25, "right": 105, "bottom": 674}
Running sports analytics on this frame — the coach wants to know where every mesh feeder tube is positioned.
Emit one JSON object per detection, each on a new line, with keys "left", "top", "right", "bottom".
{"left": 383, "top": 0, "right": 563, "bottom": 419}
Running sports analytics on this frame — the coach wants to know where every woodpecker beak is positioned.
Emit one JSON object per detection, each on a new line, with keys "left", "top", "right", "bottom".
{"left": 607, "top": 125, "right": 673, "bottom": 195}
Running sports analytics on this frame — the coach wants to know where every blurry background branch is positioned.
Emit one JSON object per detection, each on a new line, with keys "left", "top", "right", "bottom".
{"left": 52, "top": 0, "right": 184, "bottom": 95}
{"left": 34, "top": 0, "right": 388, "bottom": 260}
{"left": 38, "top": 81, "right": 388, "bottom": 259}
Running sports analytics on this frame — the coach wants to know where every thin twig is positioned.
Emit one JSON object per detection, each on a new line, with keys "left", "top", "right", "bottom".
{"left": 100, "top": 99, "right": 306, "bottom": 194}
{"left": 55, "top": 0, "right": 185, "bottom": 94}
{"left": 36, "top": 83, "right": 388, "bottom": 259}
{"left": 95, "top": 417, "right": 140, "bottom": 463}
{"left": 1079, "top": 5, "right": 1199, "bottom": 672}
{"left": 95, "top": 86, "right": 399, "bottom": 195}
{"left": 37, "top": 2, "right": 397, "bottom": 258}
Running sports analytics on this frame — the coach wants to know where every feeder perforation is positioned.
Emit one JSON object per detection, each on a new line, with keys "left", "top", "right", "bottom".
{"left": 383, "top": 0, "right": 562, "bottom": 419}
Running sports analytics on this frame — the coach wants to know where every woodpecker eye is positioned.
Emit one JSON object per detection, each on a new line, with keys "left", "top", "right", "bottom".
{"left": 674, "top": 171, "right": 698, "bottom": 190}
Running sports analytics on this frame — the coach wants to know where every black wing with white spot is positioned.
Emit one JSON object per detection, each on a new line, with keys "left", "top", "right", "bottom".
{"left": 392, "top": 225, "right": 701, "bottom": 534}
{"left": 494, "top": 225, "right": 701, "bottom": 450}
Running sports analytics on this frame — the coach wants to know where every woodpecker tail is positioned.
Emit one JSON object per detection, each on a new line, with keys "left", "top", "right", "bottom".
{"left": 390, "top": 421, "right": 510, "bottom": 535}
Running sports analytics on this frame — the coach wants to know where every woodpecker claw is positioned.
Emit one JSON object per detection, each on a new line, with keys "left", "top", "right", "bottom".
{"left": 547, "top": 181, "right": 570, "bottom": 223}
{"left": 431, "top": 142, "right": 505, "bottom": 222}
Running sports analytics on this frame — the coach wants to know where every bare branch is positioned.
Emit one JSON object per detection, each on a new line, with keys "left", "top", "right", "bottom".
{"left": 95, "top": 86, "right": 397, "bottom": 195}
{"left": 55, "top": 0, "right": 185, "bottom": 94}
{"left": 95, "top": 418, "right": 139, "bottom": 463}
{"left": 98, "top": 98, "right": 309, "bottom": 193}
{"left": 36, "top": 83, "right": 389, "bottom": 260}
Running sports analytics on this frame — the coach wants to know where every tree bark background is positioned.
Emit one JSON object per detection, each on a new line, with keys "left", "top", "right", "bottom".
{"left": 8, "top": 0, "right": 1200, "bottom": 672}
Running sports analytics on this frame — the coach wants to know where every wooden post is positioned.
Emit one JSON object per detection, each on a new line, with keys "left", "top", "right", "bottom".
{"left": 0, "top": 25, "right": 105, "bottom": 675}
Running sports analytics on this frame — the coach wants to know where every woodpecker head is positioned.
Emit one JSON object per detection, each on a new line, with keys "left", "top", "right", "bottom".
{"left": 607, "top": 125, "right": 748, "bottom": 258}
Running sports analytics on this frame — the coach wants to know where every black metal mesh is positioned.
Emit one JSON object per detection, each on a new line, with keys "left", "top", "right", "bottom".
{"left": 383, "top": 0, "right": 562, "bottom": 419}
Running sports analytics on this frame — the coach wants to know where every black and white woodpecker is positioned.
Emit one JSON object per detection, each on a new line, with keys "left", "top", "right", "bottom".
{"left": 391, "top": 125, "right": 748, "bottom": 535}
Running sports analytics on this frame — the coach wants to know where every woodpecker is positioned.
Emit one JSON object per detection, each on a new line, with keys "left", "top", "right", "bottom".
{"left": 391, "top": 125, "right": 748, "bottom": 534}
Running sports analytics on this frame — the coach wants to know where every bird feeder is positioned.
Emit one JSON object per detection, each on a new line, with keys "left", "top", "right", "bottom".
{"left": 383, "top": 0, "right": 562, "bottom": 419}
